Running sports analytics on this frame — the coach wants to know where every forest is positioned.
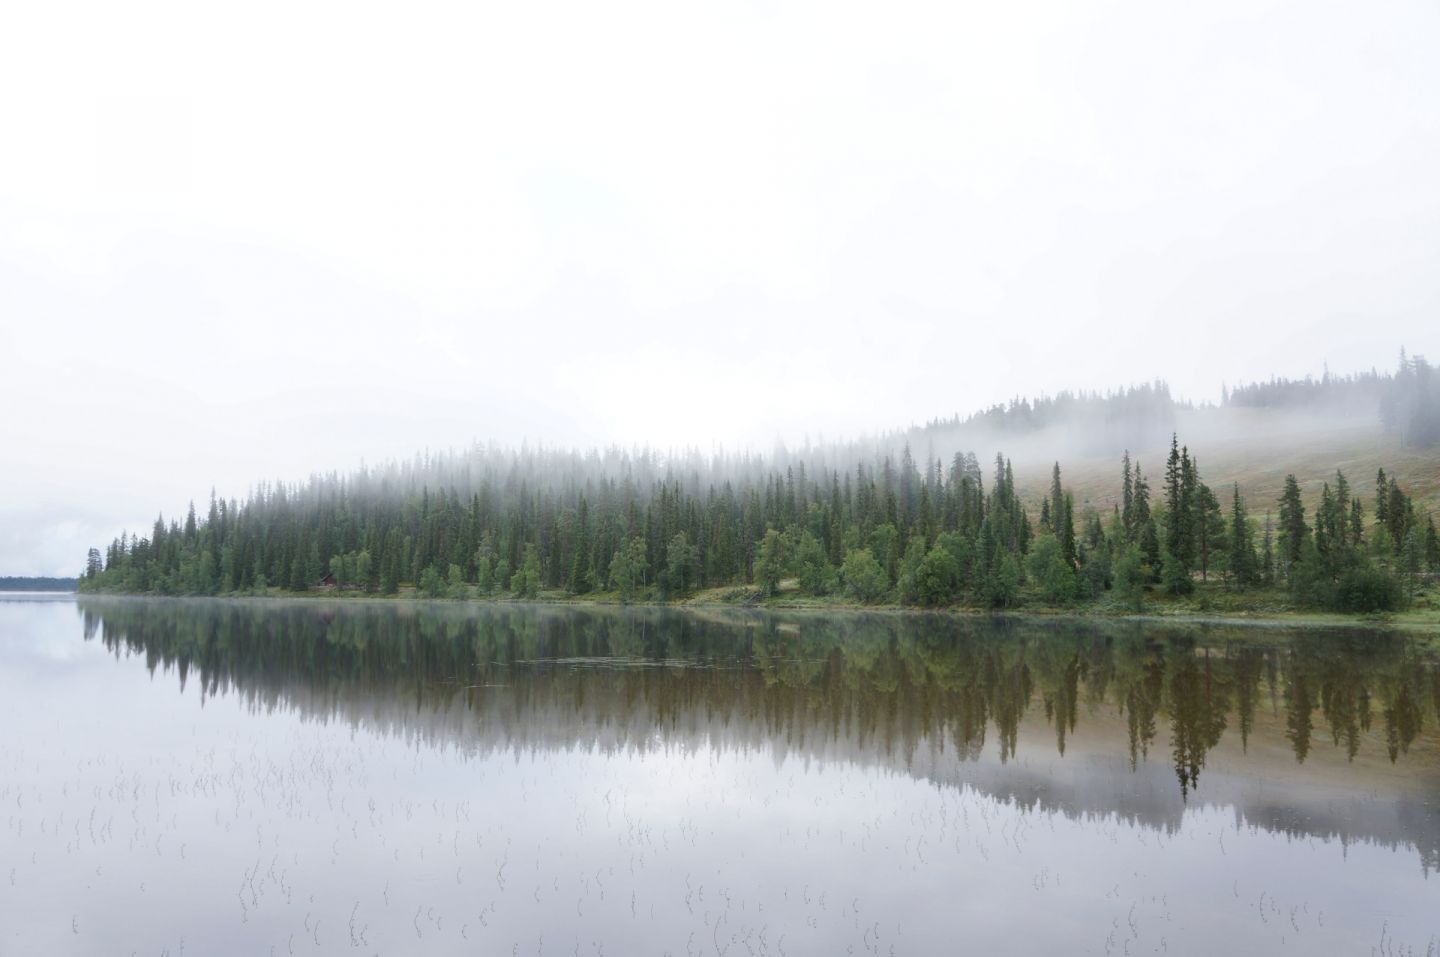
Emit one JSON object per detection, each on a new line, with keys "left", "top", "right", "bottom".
{"left": 79, "top": 354, "right": 1440, "bottom": 613}
{"left": 79, "top": 421, "right": 1439, "bottom": 614}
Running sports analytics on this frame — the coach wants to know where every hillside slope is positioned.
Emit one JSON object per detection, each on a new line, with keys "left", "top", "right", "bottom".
{"left": 1011, "top": 418, "right": 1439, "bottom": 522}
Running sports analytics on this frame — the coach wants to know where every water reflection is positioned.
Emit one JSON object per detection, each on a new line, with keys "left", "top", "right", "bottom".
{"left": 79, "top": 597, "right": 1440, "bottom": 870}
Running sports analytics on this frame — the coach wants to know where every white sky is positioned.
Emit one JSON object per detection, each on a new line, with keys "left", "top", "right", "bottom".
{"left": 2, "top": 0, "right": 1438, "bottom": 575}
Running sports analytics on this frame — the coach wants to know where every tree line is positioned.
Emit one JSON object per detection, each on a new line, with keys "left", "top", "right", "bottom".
{"left": 1225, "top": 349, "right": 1438, "bottom": 448}
{"left": 79, "top": 431, "right": 1439, "bottom": 613}
{"left": 0, "top": 576, "right": 78, "bottom": 592}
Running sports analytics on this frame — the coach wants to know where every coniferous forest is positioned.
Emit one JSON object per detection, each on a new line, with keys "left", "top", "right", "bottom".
{"left": 79, "top": 433, "right": 1439, "bottom": 615}
{"left": 80, "top": 355, "right": 1440, "bottom": 613}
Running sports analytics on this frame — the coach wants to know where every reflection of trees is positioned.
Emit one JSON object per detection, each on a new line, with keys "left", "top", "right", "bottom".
{"left": 1168, "top": 646, "right": 1231, "bottom": 797}
{"left": 76, "top": 598, "right": 1438, "bottom": 867}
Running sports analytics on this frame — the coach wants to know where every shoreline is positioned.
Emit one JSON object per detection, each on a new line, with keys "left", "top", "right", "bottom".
{"left": 72, "top": 587, "right": 1440, "bottom": 635}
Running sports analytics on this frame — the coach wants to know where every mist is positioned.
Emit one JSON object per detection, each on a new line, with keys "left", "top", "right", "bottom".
{"left": 4, "top": 0, "right": 1440, "bottom": 575}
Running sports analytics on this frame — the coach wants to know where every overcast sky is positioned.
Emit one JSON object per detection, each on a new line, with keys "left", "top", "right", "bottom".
{"left": 2, "top": 0, "right": 1438, "bottom": 575}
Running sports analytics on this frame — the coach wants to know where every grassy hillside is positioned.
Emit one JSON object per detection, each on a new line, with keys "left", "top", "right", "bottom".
{"left": 1012, "top": 418, "right": 1440, "bottom": 523}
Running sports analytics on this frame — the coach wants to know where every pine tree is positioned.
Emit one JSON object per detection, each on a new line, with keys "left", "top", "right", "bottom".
{"left": 1386, "top": 478, "right": 1409, "bottom": 552}
{"left": 1131, "top": 461, "right": 1159, "bottom": 578}
{"left": 754, "top": 528, "right": 786, "bottom": 596}
{"left": 1121, "top": 451, "right": 1135, "bottom": 540}
{"left": 511, "top": 544, "right": 541, "bottom": 598}
{"left": 1276, "top": 475, "right": 1309, "bottom": 578}
{"left": 568, "top": 498, "right": 593, "bottom": 594}
{"left": 1375, "top": 468, "right": 1389, "bottom": 527}
{"left": 1314, "top": 483, "right": 1335, "bottom": 560}
{"left": 1227, "top": 484, "right": 1256, "bottom": 587}
{"left": 382, "top": 529, "right": 402, "bottom": 594}
{"left": 1050, "top": 463, "right": 1064, "bottom": 539}
{"left": 1195, "top": 483, "right": 1223, "bottom": 582}
{"left": 1261, "top": 511, "right": 1275, "bottom": 584}
{"left": 665, "top": 531, "right": 699, "bottom": 596}
{"left": 1162, "top": 436, "right": 1193, "bottom": 589}
{"left": 1403, "top": 527, "right": 1423, "bottom": 599}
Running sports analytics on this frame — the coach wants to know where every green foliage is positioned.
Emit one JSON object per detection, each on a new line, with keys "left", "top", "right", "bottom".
{"left": 510, "top": 545, "right": 541, "bottom": 598}
{"left": 1159, "top": 542, "right": 1192, "bottom": 596}
{"left": 608, "top": 538, "right": 646, "bottom": 602}
{"left": 792, "top": 531, "right": 837, "bottom": 596}
{"left": 664, "top": 532, "right": 699, "bottom": 597}
{"left": 447, "top": 563, "right": 468, "bottom": 599}
{"left": 1403, "top": 528, "right": 1423, "bottom": 598}
{"left": 984, "top": 552, "right": 1022, "bottom": 608}
{"left": 1110, "top": 544, "right": 1146, "bottom": 610}
{"left": 473, "top": 545, "right": 494, "bottom": 594}
{"left": 1027, "top": 532, "right": 1076, "bottom": 603}
{"left": 1078, "top": 544, "right": 1110, "bottom": 599}
{"left": 754, "top": 528, "right": 786, "bottom": 597}
{"left": 1194, "top": 483, "right": 1225, "bottom": 582}
{"left": 79, "top": 429, "right": 1420, "bottom": 618}
{"left": 868, "top": 524, "right": 899, "bottom": 582}
{"left": 912, "top": 545, "right": 961, "bottom": 606}
{"left": 1277, "top": 475, "right": 1309, "bottom": 576}
{"left": 1334, "top": 563, "right": 1405, "bottom": 613}
{"left": 419, "top": 565, "right": 445, "bottom": 599}
{"left": 382, "top": 530, "right": 402, "bottom": 594}
{"left": 895, "top": 540, "right": 928, "bottom": 604}
{"left": 568, "top": 500, "right": 594, "bottom": 595}
{"left": 329, "top": 550, "right": 372, "bottom": 590}
{"left": 1288, "top": 539, "right": 1405, "bottom": 613}
{"left": 839, "top": 549, "right": 888, "bottom": 604}
{"left": 1226, "top": 485, "right": 1257, "bottom": 588}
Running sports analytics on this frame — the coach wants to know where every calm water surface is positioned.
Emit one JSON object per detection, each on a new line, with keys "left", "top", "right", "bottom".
{"left": 1, "top": 596, "right": 1437, "bottom": 955}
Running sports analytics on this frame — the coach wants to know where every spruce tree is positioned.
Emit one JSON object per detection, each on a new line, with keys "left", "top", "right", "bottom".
{"left": 1261, "top": 511, "right": 1275, "bottom": 584}
{"left": 1121, "top": 451, "right": 1134, "bottom": 540}
{"left": 1195, "top": 483, "right": 1223, "bottom": 582}
{"left": 1227, "top": 484, "right": 1255, "bottom": 587}
{"left": 1386, "top": 478, "right": 1409, "bottom": 552}
{"left": 1060, "top": 492, "right": 1076, "bottom": 568}
{"left": 568, "top": 498, "right": 594, "bottom": 594}
{"left": 1276, "top": 475, "right": 1309, "bottom": 577}
{"left": 1162, "top": 436, "right": 1192, "bottom": 588}
{"left": 1050, "top": 463, "right": 1064, "bottom": 539}
{"left": 1375, "top": 468, "right": 1389, "bottom": 527}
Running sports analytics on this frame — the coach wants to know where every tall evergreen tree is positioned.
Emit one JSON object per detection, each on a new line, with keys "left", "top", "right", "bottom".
{"left": 1276, "top": 475, "right": 1309, "bottom": 576}
{"left": 1121, "top": 451, "right": 1134, "bottom": 540}
{"left": 1195, "top": 483, "right": 1223, "bottom": 582}
{"left": 1227, "top": 484, "right": 1256, "bottom": 586}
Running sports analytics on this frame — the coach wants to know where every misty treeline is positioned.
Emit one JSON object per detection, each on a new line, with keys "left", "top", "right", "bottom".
{"left": 900, "top": 381, "right": 1183, "bottom": 458}
{"left": 0, "top": 576, "right": 78, "bottom": 592}
{"left": 1224, "top": 349, "right": 1440, "bottom": 447}
{"left": 885, "top": 350, "right": 1437, "bottom": 460}
{"left": 80, "top": 424, "right": 1439, "bottom": 612}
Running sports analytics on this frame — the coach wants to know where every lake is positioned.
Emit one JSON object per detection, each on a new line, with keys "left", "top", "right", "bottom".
{"left": 1, "top": 596, "right": 1436, "bottom": 955}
